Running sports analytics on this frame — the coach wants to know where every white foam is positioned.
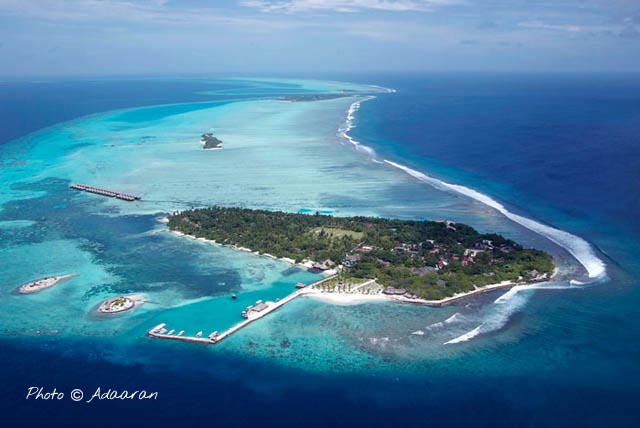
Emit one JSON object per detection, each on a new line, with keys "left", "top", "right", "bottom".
{"left": 444, "top": 325, "right": 483, "bottom": 344}
{"left": 493, "top": 282, "right": 579, "bottom": 304}
{"left": 444, "top": 312, "right": 465, "bottom": 324}
{"left": 425, "top": 321, "right": 444, "bottom": 331}
{"left": 383, "top": 160, "right": 606, "bottom": 279}
{"left": 424, "top": 312, "right": 464, "bottom": 331}
{"left": 338, "top": 97, "right": 378, "bottom": 158}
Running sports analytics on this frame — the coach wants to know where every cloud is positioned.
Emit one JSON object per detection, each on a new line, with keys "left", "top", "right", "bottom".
{"left": 0, "top": 0, "right": 273, "bottom": 28}
{"left": 519, "top": 19, "right": 640, "bottom": 39}
{"left": 241, "top": 0, "right": 459, "bottom": 13}
{"left": 519, "top": 22, "right": 587, "bottom": 33}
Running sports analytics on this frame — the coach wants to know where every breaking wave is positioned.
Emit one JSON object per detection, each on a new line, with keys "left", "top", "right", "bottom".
{"left": 444, "top": 325, "right": 483, "bottom": 344}
{"left": 383, "top": 160, "right": 606, "bottom": 280}
{"left": 338, "top": 97, "right": 378, "bottom": 158}
{"left": 337, "top": 90, "right": 608, "bottom": 347}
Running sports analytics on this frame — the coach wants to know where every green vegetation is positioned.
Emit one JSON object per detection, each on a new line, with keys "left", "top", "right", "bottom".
{"left": 201, "top": 132, "right": 223, "bottom": 149}
{"left": 311, "top": 227, "right": 364, "bottom": 240}
{"left": 168, "top": 207, "right": 555, "bottom": 300}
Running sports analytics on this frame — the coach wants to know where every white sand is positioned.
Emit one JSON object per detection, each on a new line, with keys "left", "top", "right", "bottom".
{"left": 305, "top": 292, "right": 387, "bottom": 305}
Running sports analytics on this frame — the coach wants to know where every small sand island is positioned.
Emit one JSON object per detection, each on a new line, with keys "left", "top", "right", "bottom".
{"left": 17, "top": 274, "right": 78, "bottom": 294}
{"left": 98, "top": 294, "right": 145, "bottom": 313}
{"left": 201, "top": 132, "right": 223, "bottom": 150}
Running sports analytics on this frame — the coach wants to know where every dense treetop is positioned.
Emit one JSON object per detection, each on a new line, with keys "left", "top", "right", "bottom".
{"left": 168, "top": 207, "right": 554, "bottom": 299}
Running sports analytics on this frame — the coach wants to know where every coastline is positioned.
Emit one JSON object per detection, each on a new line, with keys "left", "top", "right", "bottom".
{"left": 165, "top": 225, "right": 337, "bottom": 276}
{"left": 167, "top": 218, "right": 561, "bottom": 309}
{"left": 304, "top": 275, "right": 558, "bottom": 308}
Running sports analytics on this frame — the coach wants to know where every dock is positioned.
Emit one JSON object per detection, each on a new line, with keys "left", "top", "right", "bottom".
{"left": 70, "top": 183, "right": 141, "bottom": 201}
{"left": 147, "top": 274, "right": 337, "bottom": 345}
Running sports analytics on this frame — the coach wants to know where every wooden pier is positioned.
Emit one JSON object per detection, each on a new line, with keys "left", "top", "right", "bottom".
{"left": 70, "top": 183, "right": 141, "bottom": 201}
{"left": 147, "top": 275, "right": 337, "bottom": 346}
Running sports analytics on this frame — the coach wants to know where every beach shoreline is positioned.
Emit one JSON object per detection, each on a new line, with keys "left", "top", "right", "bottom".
{"left": 164, "top": 222, "right": 337, "bottom": 276}
{"left": 165, "top": 218, "right": 560, "bottom": 308}
{"left": 304, "top": 267, "right": 560, "bottom": 307}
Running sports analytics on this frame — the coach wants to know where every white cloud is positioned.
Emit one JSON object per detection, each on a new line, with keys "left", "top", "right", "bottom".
{"left": 241, "top": 0, "right": 459, "bottom": 13}
{"left": 519, "top": 22, "right": 587, "bottom": 33}
{"left": 0, "top": 0, "right": 273, "bottom": 28}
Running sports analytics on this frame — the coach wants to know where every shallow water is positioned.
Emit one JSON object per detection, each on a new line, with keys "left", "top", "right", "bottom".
{"left": 1, "top": 75, "right": 638, "bottom": 427}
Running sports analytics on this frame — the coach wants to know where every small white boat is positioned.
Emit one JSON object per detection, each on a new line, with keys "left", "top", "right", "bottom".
{"left": 177, "top": 330, "right": 184, "bottom": 336}
{"left": 196, "top": 331, "right": 203, "bottom": 337}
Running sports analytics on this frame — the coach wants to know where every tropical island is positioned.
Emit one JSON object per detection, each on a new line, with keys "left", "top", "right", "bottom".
{"left": 98, "top": 294, "right": 146, "bottom": 313}
{"left": 168, "top": 207, "right": 555, "bottom": 300}
{"left": 200, "top": 132, "right": 223, "bottom": 150}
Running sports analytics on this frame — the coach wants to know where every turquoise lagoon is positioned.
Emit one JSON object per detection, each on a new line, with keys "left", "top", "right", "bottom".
{"left": 0, "top": 77, "right": 600, "bottom": 374}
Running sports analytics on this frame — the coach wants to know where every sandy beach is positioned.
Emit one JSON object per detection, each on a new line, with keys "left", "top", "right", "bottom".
{"left": 305, "top": 292, "right": 388, "bottom": 305}
{"left": 304, "top": 274, "right": 559, "bottom": 307}
{"left": 17, "top": 273, "right": 78, "bottom": 294}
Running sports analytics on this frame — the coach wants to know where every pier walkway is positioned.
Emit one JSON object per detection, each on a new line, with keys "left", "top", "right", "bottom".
{"left": 147, "top": 274, "right": 337, "bottom": 345}
{"left": 70, "top": 183, "right": 141, "bottom": 201}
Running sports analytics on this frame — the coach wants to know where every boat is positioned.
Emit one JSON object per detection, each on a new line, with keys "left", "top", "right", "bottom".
{"left": 177, "top": 330, "right": 184, "bottom": 336}
{"left": 196, "top": 331, "right": 203, "bottom": 337}
{"left": 241, "top": 311, "right": 248, "bottom": 319}
{"left": 168, "top": 329, "right": 175, "bottom": 335}
{"left": 231, "top": 293, "right": 237, "bottom": 299}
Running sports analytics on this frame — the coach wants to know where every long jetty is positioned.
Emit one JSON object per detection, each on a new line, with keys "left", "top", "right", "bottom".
{"left": 147, "top": 274, "right": 337, "bottom": 345}
{"left": 70, "top": 183, "right": 141, "bottom": 201}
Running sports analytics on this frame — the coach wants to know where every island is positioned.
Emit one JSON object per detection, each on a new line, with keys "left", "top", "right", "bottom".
{"left": 98, "top": 294, "right": 146, "bottom": 313}
{"left": 168, "top": 207, "right": 555, "bottom": 301}
{"left": 17, "top": 273, "right": 78, "bottom": 294}
{"left": 200, "top": 132, "right": 223, "bottom": 150}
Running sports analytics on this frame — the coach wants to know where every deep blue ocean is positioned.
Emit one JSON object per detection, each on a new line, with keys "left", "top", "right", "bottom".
{"left": 1, "top": 74, "right": 640, "bottom": 427}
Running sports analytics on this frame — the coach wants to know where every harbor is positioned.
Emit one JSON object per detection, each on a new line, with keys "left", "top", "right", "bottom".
{"left": 70, "top": 183, "right": 141, "bottom": 201}
{"left": 147, "top": 275, "right": 337, "bottom": 345}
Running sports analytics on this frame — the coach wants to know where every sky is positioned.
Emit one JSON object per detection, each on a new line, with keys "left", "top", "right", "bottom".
{"left": 0, "top": 0, "right": 639, "bottom": 77}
